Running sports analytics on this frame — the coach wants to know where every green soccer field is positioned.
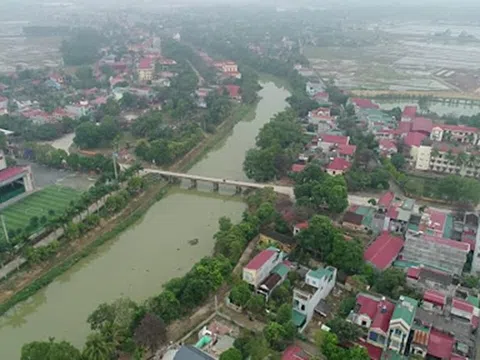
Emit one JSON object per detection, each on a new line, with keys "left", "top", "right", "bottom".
{"left": 0, "top": 186, "right": 82, "bottom": 246}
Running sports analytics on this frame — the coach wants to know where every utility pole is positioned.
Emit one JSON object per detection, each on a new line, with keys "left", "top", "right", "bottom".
{"left": 1, "top": 214, "right": 9, "bottom": 244}
{"left": 112, "top": 152, "right": 118, "bottom": 182}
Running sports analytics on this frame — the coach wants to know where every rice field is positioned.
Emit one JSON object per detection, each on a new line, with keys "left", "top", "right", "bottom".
{"left": 0, "top": 186, "right": 82, "bottom": 245}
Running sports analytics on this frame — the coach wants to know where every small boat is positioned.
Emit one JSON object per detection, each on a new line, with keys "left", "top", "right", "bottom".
{"left": 188, "top": 238, "right": 199, "bottom": 245}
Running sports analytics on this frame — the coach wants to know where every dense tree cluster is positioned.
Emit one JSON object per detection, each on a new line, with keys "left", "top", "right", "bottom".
{"left": 134, "top": 122, "right": 204, "bottom": 166}
{"left": 403, "top": 174, "right": 480, "bottom": 207}
{"left": 0, "top": 115, "right": 78, "bottom": 142}
{"left": 60, "top": 28, "right": 105, "bottom": 66}
{"left": 293, "top": 164, "right": 349, "bottom": 214}
{"left": 244, "top": 109, "right": 305, "bottom": 182}
{"left": 74, "top": 116, "right": 120, "bottom": 149}
{"left": 319, "top": 331, "right": 369, "bottom": 360}
{"left": 293, "top": 215, "right": 364, "bottom": 275}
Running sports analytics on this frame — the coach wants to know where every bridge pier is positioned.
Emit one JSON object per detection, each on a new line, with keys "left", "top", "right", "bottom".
{"left": 190, "top": 179, "right": 197, "bottom": 189}
{"left": 235, "top": 186, "right": 242, "bottom": 194}
{"left": 212, "top": 182, "right": 219, "bottom": 192}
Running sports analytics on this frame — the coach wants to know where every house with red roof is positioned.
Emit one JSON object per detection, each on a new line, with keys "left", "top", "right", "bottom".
{"left": 282, "top": 346, "right": 309, "bottom": 360}
{"left": 336, "top": 144, "right": 357, "bottom": 160}
{"left": 312, "top": 91, "right": 329, "bottom": 104}
{"left": 222, "top": 85, "right": 241, "bottom": 101}
{"left": 364, "top": 232, "right": 404, "bottom": 271}
{"left": 293, "top": 221, "right": 309, "bottom": 235}
{"left": 290, "top": 163, "right": 306, "bottom": 174}
{"left": 422, "top": 290, "right": 447, "bottom": 311}
{"left": 377, "top": 191, "right": 395, "bottom": 212}
{"left": 401, "top": 106, "right": 417, "bottom": 122}
{"left": 307, "top": 107, "right": 334, "bottom": 129}
{"left": 379, "top": 139, "right": 397, "bottom": 157}
{"left": 412, "top": 117, "right": 433, "bottom": 136}
{"left": 137, "top": 58, "right": 154, "bottom": 81}
{"left": 430, "top": 124, "right": 479, "bottom": 144}
{"left": 318, "top": 133, "right": 349, "bottom": 152}
{"left": 350, "top": 98, "right": 380, "bottom": 110}
{"left": 326, "top": 157, "right": 351, "bottom": 176}
{"left": 348, "top": 293, "right": 395, "bottom": 352}
{"left": 242, "top": 248, "right": 283, "bottom": 288}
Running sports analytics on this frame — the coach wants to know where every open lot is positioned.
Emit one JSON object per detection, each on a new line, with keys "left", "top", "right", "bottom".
{"left": 0, "top": 185, "right": 81, "bottom": 245}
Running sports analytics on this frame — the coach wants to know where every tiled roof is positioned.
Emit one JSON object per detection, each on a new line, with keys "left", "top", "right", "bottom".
{"left": 295, "top": 222, "right": 309, "bottom": 230}
{"left": 282, "top": 346, "right": 309, "bottom": 360}
{"left": 438, "top": 124, "right": 478, "bottom": 133}
{"left": 364, "top": 232, "right": 403, "bottom": 270}
{"left": 404, "top": 131, "right": 427, "bottom": 147}
{"left": 398, "top": 121, "right": 412, "bottom": 134}
{"left": 452, "top": 298, "right": 474, "bottom": 313}
{"left": 406, "top": 266, "right": 421, "bottom": 279}
{"left": 351, "top": 98, "right": 379, "bottom": 109}
{"left": 356, "top": 294, "right": 379, "bottom": 319}
{"left": 244, "top": 249, "right": 276, "bottom": 271}
{"left": 412, "top": 117, "right": 433, "bottom": 134}
{"left": 423, "top": 289, "right": 446, "bottom": 306}
{"left": 224, "top": 84, "right": 241, "bottom": 98}
{"left": 319, "top": 133, "right": 349, "bottom": 145}
{"left": 0, "top": 167, "right": 28, "bottom": 182}
{"left": 427, "top": 329, "right": 454, "bottom": 360}
{"left": 379, "top": 139, "right": 397, "bottom": 151}
{"left": 337, "top": 144, "right": 357, "bottom": 156}
{"left": 343, "top": 211, "right": 364, "bottom": 225}
{"left": 371, "top": 300, "right": 395, "bottom": 333}
{"left": 138, "top": 58, "right": 153, "bottom": 69}
{"left": 378, "top": 191, "right": 395, "bottom": 208}
{"left": 327, "top": 157, "right": 351, "bottom": 171}
{"left": 291, "top": 164, "right": 306, "bottom": 173}
{"left": 402, "top": 105, "right": 417, "bottom": 118}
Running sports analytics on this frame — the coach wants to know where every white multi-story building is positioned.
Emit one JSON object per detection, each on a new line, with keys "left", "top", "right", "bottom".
{"left": 292, "top": 266, "right": 336, "bottom": 332}
{"left": 242, "top": 248, "right": 283, "bottom": 288}
{"left": 430, "top": 124, "right": 479, "bottom": 145}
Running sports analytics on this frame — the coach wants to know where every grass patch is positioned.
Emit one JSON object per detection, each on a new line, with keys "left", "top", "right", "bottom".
{"left": 0, "top": 186, "right": 81, "bottom": 245}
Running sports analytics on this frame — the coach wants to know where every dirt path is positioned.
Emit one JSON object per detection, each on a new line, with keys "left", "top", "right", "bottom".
{"left": 0, "top": 182, "right": 166, "bottom": 305}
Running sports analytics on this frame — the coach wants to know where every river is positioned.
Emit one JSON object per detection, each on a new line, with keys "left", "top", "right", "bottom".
{"left": 0, "top": 81, "right": 290, "bottom": 359}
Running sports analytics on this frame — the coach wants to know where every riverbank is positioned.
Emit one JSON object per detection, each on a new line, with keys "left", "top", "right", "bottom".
{"left": 0, "top": 102, "right": 256, "bottom": 316}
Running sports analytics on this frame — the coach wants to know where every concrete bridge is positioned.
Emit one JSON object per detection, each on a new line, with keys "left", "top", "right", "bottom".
{"left": 140, "top": 168, "right": 295, "bottom": 198}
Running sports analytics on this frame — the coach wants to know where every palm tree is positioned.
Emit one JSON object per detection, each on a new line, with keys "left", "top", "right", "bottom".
{"left": 82, "top": 332, "right": 115, "bottom": 360}
{"left": 456, "top": 151, "right": 468, "bottom": 167}
{"left": 445, "top": 150, "right": 455, "bottom": 164}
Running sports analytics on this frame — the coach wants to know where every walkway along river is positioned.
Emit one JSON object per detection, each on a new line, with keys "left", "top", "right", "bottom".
{"left": 0, "top": 81, "right": 291, "bottom": 359}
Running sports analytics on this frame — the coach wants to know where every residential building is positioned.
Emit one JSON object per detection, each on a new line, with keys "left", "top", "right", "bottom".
{"left": 312, "top": 91, "right": 329, "bottom": 104}
{"left": 422, "top": 289, "right": 447, "bottom": 312}
{"left": 317, "top": 133, "right": 350, "bottom": 152}
{"left": 411, "top": 117, "right": 433, "bottom": 136}
{"left": 386, "top": 296, "right": 418, "bottom": 355}
{"left": 293, "top": 222, "right": 308, "bottom": 236}
{"left": 406, "top": 266, "right": 454, "bottom": 295}
{"left": 242, "top": 248, "right": 283, "bottom": 288}
{"left": 257, "top": 262, "right": 290, "bottom": 300}
{"left": 222, "top": 85, "right": 241, "bottom": 101}
{"left": 348, "top": 293, "right": 395, "bottom": 351}
{"left": 138, "top": 58, "right": 154, "bottom": 81}
{"left": 326, "top": 157, "right": 351, "bottom": 176}
{"left": 430, "top": 124, "right": 478, "bottom": 144}
{"left": 173, "top": 345, "right": 214, "bottom": 360}
{"left": 415, "top": 142, "right": 480, "bottom": 178}
{"left": 379, "top": 139, "right": 398, "bottom": 157}
{"left": 364, "top": 232, "right": 403, "bottom": 271}
{"left": 349, "top": 98, "right": 380, "bottom": 111}
{"left": 292, "top": 266, "right": 336, "bottom": 331}
{"left": 307, "top": 107, "right": 333, "bottom": 129}
{"left": 404, "top": 132, "right": 427, "bottom": 163}
{"left": 291, "top": 163, "right": 306, "bottom": 173}
{"left": 401, "top": 106, "right": 417, "bottom": 122}
{"left": 335, "top": 144, "right": 357, "bottom": 161}
{"left": 383, "top": 198, "right": 415, "bottom": 233}
{"left": 306, "top": 82, "right": 324, "bottom": 97}
{"left": 282, "top": 345, "right": 309, "bottom": 360}
{"left": 403, "top": 233, "right": 470, "bottom": 275}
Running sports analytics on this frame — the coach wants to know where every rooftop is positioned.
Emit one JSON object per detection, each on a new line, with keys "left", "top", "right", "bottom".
{"left": 391, "top": 296, "right": 418, "bottom": 326}
{"left": 412, "top": 117, "right": 433, "bottom": 134}
{"left": 291, "top": 164, "right": 306, "bottom": 173}
{"left": 351, "top": 98, "right": 380, "bottom": 109}
{"left": 421, "top": 234, "right": 470, "bottom": 252}
{"left": 327, "top": 157, "right": 351, "bottom": 171}
{"left": 0, "top": 166, "right": 28, "bottom": 183}
{"left": 404, "top": 131, "right": 427, "bottom": 147}
{"left": 427, "top": 328, "right": 455, "bottom": 360}
{"left": 244, "top": 249, "right": 278, "bottom": 271}
{"left": 378, "top": 191, "right": 395, "bottom": 208}
{"left": 337, "top": 143, "right": 357, "bottom": 156}
{"left": 173, "top": 346, "right": 214, "bottom": 360}
{"left": 402, "top": 105, "right": 417, "bottom": 118}
{"left": 308, "top": 266, "right": 335, "bottom": 281}
{"left": 423, "top": 289, "right": 446, "bottom": 306}
{"left": 319, "top": 133, "right": 349, "bottom": 145}
{"left": 364, "top": 232, "right": 403, "bottom": 270}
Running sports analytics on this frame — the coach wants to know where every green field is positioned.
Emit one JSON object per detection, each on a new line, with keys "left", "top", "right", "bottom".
{"left": 0, "top": 186, "right": 82, "bottom": 245}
